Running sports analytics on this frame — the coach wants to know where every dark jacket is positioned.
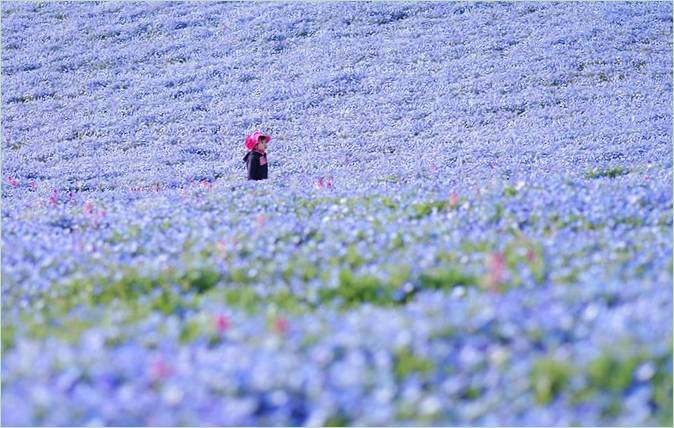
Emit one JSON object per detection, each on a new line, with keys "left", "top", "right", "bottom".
{"left": 243, "top": 150, "right": 268, "bottom": 180}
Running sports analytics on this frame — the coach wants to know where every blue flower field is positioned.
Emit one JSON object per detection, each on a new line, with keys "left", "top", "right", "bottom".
{"left": 1, "top": 1, "right": 673, "bottom": 426}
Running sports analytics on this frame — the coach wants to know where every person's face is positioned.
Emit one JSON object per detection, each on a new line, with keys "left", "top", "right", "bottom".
{"left": 256, "top": 138, "right": 268, "bottom": 151}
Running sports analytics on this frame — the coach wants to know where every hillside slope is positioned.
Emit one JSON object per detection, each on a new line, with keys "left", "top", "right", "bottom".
{"left": 2, "top": 2, "right": 673, "bottom": 426}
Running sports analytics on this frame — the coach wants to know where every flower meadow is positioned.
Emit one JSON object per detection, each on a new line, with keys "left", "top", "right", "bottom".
{"left": 1, "top": 1, "right": 673, "bottom": 426}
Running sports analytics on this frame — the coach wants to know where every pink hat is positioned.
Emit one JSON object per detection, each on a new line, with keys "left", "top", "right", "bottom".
{"left": 244, "top": 131, "right": 272, "bottom": 151}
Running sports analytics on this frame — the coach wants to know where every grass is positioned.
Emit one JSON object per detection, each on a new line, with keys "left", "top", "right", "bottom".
{"left": 585, "top": 166, "right": 628, "bottom": 179}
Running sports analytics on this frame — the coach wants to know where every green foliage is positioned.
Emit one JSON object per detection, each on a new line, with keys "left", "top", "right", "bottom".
{"left": 411, "top": 200, "right": 448, "bottom": 219}
{"left": 319, "top": 269, "right": 395, "bottom": 308}
{"left": 462, "top": 386, "right": 481, "bottom": 400}
{"left": 345, "top": 244, "right": 365, "bottom": 269}
{"left": 615, "top": 216, "right": 643, "bottom": 228}
{"left": 460, "top": 240, "right": 491, "bottom": 254}
{"left": 181, "top": 267, "right": 221, "bottom": 293}
{"left": 378, "top": 175, "right": 400, "bottom": 184}
{"left": 220, "top": 287, "right": 308, "bottom": 315}
{"left": 568, "top": 344, "right": 672, "bottom": 424}
{"left": 587, "top": 352, "right": 642, "bottom": 392}
{"left": 381, "top": 196, "right": 398, "bottom": 209}
{"left": 503, "top": 186, "right": 518, "bottom": 197}
{"left": 222, "top": 287, "right": 259, "bottom": 314}
{"left": 419, "top": 267, "right": 479, "bottom": 291}
{"left": 391, "top": 233, "right": 405, "bottom": 250}
{"left": 388, "top": 264, "right": 411, "bottom": 288}
{"left": 324, "top": 414, "right": 350, "bottom": 427}
{"left": 179, "top": 319, "right": 201, "bottom": 343}
{"left": 393, "top": 347, "right": 434, "bottom": 382}
{"left": 530, "top": 357, "right": 575, "bottom": 404}
{"left": 492, "top": 202, "right": 504, "bottom": 222}
{"left": 585, "top": 167, "right": 628, "bottom": 179}
{"left": 1, "top": 324, "right": 16, "bottom": 352}
{"left": 228, "top": 267, "right": 253, "bottom": 284}
{"left": 49, "top": 265, "right": 220, "bottom": 316}
{"left": 652, "top": 351, "right": 673, "bottom": 427}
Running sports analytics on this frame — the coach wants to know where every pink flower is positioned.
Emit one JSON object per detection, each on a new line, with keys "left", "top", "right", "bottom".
{"left": 73, "top": 236, "right": 84, "bottom": 252}
{"left": 83, "top": 200, "right": 94, "bottom": 215}
{"left": 149, "top": 358, "right": 172, "bottom": 382}
{"left": 273, "top": 317, "right": 288, "bottom": 334}
{"left": 200, "top": 180, "right": 213, "bottom": 191}
{"left": 256, "top": 213, "right": 267, "bottom": 229}
{"left": 526, "top": 249, "right": 537, "bottom": 262}
{"left": 449, "top": 192, "right": 460, "bottom": 208}
{"left": 29, "top": 181, "right": 37, "bottom": 192}
{"left": 485, "top": 252, "right": 506, "bottom": 291}
{"left": 216, "top": 239, "right": 229, "bottom": 258}
{"left": 7, "top": 176, "right": 18, "bottom": 188}
{"left": 49, "top": 188, "right": 59, "bottom": 206}
{"left": 314, "top": 177, "right": 334, "bottom": 190}
{"left": 214, "top": 314, "right": 230, "bottom": 333}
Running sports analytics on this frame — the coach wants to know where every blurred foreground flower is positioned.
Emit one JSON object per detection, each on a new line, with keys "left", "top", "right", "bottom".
{"left": 449, "top": 192, "right": 460, "bottom": 209}
{"left": 149, "top": 357, "right": 172, "bottom": 382}
{"left": 214, "top": 314, "right": 230, "bottom": 333}
{"left": 273, "top": 317, "right": 288, "bottom": 334}
{"left": 484, "top": 252, "right": 506, "bottom": 292}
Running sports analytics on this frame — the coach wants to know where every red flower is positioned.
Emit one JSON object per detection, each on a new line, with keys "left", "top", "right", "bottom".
{"left": 314, "top": 177, "right": 334, "bottom": 190}
{"left": 29, "top": 181, "right": 37, "bottom": 192}
{"left": 214, "top": 314, "right": 230, "bottom": 333}
{"left": 7, "top": 176, "right": 18, "bottom": 188}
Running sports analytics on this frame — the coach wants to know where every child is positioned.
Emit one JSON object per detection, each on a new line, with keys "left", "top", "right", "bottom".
{"left": 242, "top": 131, "right": 271, "bottom": 180}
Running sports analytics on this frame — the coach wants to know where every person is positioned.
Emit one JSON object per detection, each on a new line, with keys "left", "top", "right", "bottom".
{"left": 242, "top": 131, "right": 271, "bottom": 180}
